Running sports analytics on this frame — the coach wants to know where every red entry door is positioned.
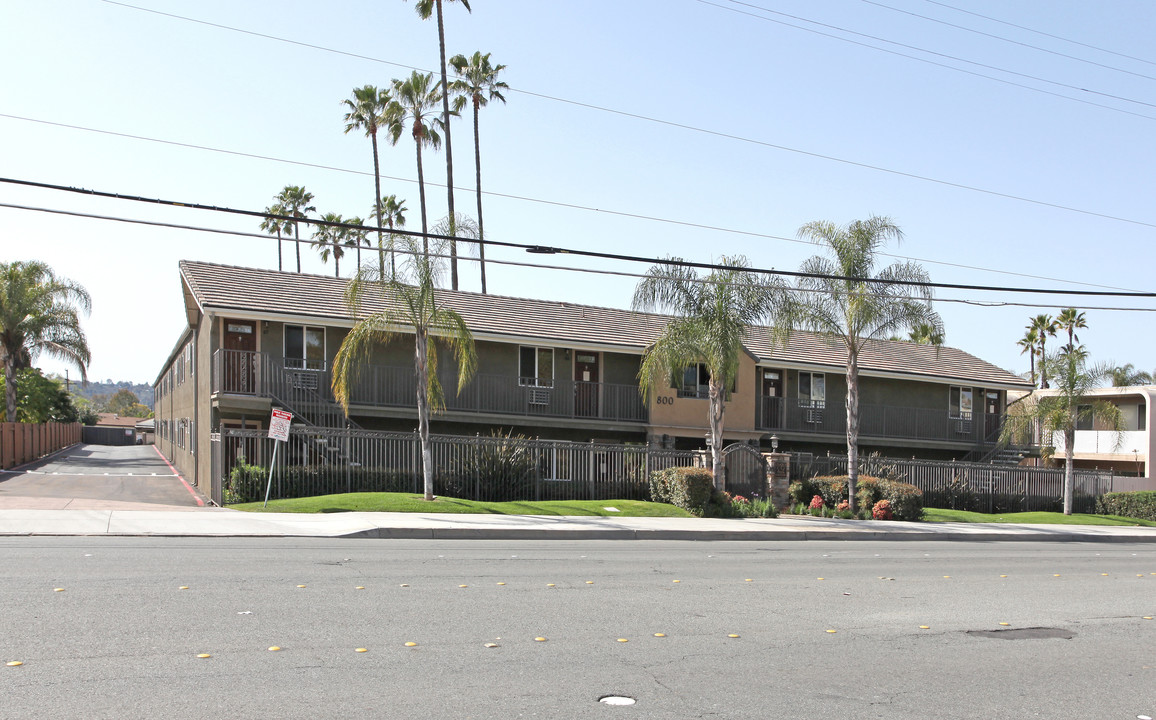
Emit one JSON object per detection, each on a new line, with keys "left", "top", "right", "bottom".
{"left": 574, "top": 352, "right": 599, "bottom": 418}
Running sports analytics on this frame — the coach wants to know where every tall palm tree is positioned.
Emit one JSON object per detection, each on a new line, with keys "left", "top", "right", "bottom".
{"left": 342, "top": 85, "right": 396, "bottom": 267}
{"left": 1055, "top": 307, "right": 1087, "bottom": 353}
{"left": 389, "top": 72, "right": 444, "bottom": 257}
{"left": 410, "top": 0, "right": 472, "bottom": 291}
{"left": 331, "top": 231, "right": 477, "bottom": 501}
{"left": 1017, "top": 327, "right": 1039, "bottom": 386}
{"left": 769, "top": 216, "right": 942, "bottom": 513}
{"left": 1003, "top": 348, "right": 1123, "bottom": 514}
{"left": 344, "top": 216, "right": 370, "bottom": 270}
{"left": 259, "top": 201, "right": 291, "bottom": 272}
{"left": 1029, "top": 314, "right": 1057, "bottom": 388}
{"left": 632, "top": 256, "right": 778, "bottom": 489}
{"left": 275, "top": 186, "right": 316, "bottom": 273}
{"left": 313, "top": 213, "right": 349, "bottom": 277}
{"left": 450, "top": 51, "right": 507, "bottom": 295}
{"left": 0, "top": 261, "right": 92, "bottom": 423}
{"left": 370, "top": 194, "right": 408, "bottom": 279}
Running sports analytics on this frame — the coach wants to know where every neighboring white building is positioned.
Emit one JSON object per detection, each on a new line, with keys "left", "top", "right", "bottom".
{"left": 1032, "top": 386, "right": 1153, "bottom": 478}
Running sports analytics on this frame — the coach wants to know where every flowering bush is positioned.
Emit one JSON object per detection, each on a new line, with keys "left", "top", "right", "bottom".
{"left": 836, "top": 500, "right": 850, "bottom": 513}
{"left": 872, "top": 499, "right": 893, "bottom": 520}
{"left": 809, "top": 494, "right": 825, "bottom": 510}
{"left": 732, "top": 494, "right": 749, "bottom": 505}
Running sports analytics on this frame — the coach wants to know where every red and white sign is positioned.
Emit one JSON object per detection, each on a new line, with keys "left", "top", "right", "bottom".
{"left": 268, "top": 409, "right": 293, "bottom": 442}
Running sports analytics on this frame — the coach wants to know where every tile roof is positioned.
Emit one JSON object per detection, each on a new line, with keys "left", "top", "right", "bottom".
{"left": 178, "top": 260, "right": 1031, "bottom": 389}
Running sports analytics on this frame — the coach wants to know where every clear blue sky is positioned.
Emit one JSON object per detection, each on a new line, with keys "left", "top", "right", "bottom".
{"left": 3, "top": 0, "right": 1154, "bottom": 384}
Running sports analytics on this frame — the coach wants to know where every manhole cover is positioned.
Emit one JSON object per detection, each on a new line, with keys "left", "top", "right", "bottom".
{"left": 599, "top": 695, "right": 637, "bottom": 706}
{"left": 967, "top": 627, "right": 1075, "bottom": 640}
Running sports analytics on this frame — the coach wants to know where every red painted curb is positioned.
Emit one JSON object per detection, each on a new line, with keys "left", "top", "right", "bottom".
{"left": 152, "top": 445, "right": 205, "bottom": 507}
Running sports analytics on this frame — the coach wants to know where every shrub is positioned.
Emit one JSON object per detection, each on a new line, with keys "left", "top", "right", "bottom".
{"left": 446, "top": 430, "right": 537, "bottom": 502}
{"left": 226, "top": 456, "right": 266, "bottom": 504}
{"left": 836, "top": 500, "right": 850, "bottom": 513}
{"left": 814, "top": 476, "right": 849, "bottom": 507}
{"left": 856, "top": 476, "right": 923, "bottom": 522}
{"left": 788, "top": 478, "right": 818, "bottom": 506}
{"left": 1096, "top": 491, "right": 1156, "bottom": 522}
{"left": 809, "top": 494, "right": 825, "bottom": 510}
{"left": 872, "top": 499, "right": 893, "bottom": 520}
{"left": 649, "top": 466, "right": 714, "bottom": 515}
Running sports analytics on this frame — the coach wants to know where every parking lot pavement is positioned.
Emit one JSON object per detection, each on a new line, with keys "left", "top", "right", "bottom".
{"left": 0, "top": 444, "right": 204, "bottom": 509}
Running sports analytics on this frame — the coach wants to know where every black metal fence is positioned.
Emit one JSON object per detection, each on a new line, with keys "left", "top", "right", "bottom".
{"left": 213, "top": 427, "right": 696, "bottom": 505}
{"left": 789, "top": 452, "right": 1116, "bottom": 514}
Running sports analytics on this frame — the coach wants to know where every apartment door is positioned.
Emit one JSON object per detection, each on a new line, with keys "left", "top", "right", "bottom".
{"left": 574, "top": 352, "right": 599, "bottom": 418}
{"left": 761, "top": 369, "right": 783, "bottom": 428}
{"left": 984, "top": 391, "right": 1002, "bottom": 442}
{"left": 223, "top": 319, "right": 257, "bottom": 393}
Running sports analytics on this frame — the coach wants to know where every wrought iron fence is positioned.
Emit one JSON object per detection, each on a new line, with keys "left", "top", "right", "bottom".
{"left": 213, "top": 427, "right": 696, "bottom": 506}
{"left": 788, "top": 452, "right": 1116, "bottom": 514}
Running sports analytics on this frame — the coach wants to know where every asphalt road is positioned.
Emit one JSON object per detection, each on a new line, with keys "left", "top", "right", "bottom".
{"left": 0, "top": 444, "right": 201, "bottom": 509}
{"left": 1, "top": 538, "right": 1153, "bottom": 719}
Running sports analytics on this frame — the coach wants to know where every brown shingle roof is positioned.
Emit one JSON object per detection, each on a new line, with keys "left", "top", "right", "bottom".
{"left": 178, "top": 260, "right": 1030, "bottom": 389}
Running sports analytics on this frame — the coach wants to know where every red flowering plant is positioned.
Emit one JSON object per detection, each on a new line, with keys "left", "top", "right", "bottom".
{"left": 872, "top": 499, "right": 893, "bottom": 520}
{"left": 836, "top": 501, "right": 850, "bottom": 513}
{"left": 809, "top": 494, "right": 825, "bottom": 510}
{"left": 732, "top": 494, "right": 750, "bottom": 505}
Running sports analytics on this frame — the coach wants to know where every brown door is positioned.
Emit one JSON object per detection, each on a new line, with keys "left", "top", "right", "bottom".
{"left": 223, "top": 320, "right": 257, "bottom": 393}
{"left": 984, "top": 390, "right": 1001, "bottom": 442}
{"left": 574, "top": 352, "right": 599, "bottom": 418}
{"left": 761, "top": 370, "right": 783, "bottom": 428}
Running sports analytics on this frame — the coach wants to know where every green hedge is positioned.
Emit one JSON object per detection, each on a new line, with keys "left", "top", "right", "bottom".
{"left": 226, "top": 461, "right": 415, "bottom": 504}
{"left": 649, "top": 466, "right": 715, "bottom": 515}
{"left": 1096, "top": 491, "right": 1156, "bottom": 522}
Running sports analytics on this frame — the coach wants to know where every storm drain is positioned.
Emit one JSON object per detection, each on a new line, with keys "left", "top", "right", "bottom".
{"left": 967, "top": 627, "right": 1075, "bottom": 640}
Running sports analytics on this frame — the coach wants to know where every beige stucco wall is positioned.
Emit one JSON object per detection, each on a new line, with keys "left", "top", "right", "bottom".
{"left": 646, "top": 352, "right": 759, "bottom": 440}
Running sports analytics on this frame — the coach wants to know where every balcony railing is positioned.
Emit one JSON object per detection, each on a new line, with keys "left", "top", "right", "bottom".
{"left": 213, "top": 350, "right": 648, "bottom": 424}
{"left": 757, "top": 396, "right": 1002, "bottom": 444}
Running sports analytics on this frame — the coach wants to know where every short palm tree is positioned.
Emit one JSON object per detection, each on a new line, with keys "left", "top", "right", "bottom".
{"left": 1003, "top": 348, "right": 1123, "bottom": 514}
{"left": 450, "top": 50, "right": 507, "bottom": 295}
{"left": 259, "top": 202, "right": 291, "bottom": 272}
{"left": 389, "top": 72, "right": 445, "bottom": 256}
{"left": 410, "top": 0, "right": 472, "bottom": 291}
{"left": 0, "top": 261, "right": 92, "bottom": 423}
{"left": 276, "top": 186, "right": 316, "bottom": 273}
{"left": 907, "top": 322, "right": 944, "bottom": 345}
{"left": 1106, "top": 363, "right": 1152, "bottom": 387}
{"left": 1055, "top": 307, "right": 1087, "bottom": 353}
{"left": 1029, "top": 314, "right": 1057, "bottom": 388}
{"left": 769, "top": 216, "right": 942, "bottom": 513}
{"left": 1017, "top": 327, "right": 1039, "bottom": 386}
{"left": 632, "top": 256, "right": 778, "bottom": 489}
{"left": 313, "top": 213, "right": 348, "bottom": 277}
{"left": 342, "top": 85, "right": 396, "bottom": 267}
{"left": 332, "top": 232, "right": 477, "bottom": 501}
{"left": 370, "top": 194, "right": 408, "bottom": 279}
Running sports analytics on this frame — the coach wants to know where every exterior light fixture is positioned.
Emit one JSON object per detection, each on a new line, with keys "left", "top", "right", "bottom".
{"left": 770, "top": 434, "right": 779, "bottom": 452}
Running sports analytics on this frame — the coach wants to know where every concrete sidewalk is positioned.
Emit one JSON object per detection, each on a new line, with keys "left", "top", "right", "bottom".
{"left": 1, "top": 506, "right": 1155, "bottom": 542}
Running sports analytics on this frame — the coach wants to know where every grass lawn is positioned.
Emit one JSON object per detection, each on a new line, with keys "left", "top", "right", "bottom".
{"left": 231, "top": 492, "right": 694, "bottom": 517}
{"left": 924, "top": 508, "right": 1156, "bottom": 527}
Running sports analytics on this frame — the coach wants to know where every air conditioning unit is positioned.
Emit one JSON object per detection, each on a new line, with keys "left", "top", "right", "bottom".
{"left": 528, "top": 387, "right": 551, "bottom": 406}
{"left": 805, "top": 408, "right": 824, "bottom": 425}
{"left": 955, "top": 420, "right": 973, "bottom": 434}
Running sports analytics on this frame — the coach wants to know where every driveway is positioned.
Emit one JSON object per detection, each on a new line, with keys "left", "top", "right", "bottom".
{"left": 0, "top": 444, "right": 204, "bottom": 510}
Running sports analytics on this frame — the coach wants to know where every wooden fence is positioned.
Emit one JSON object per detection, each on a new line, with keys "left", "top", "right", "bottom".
{"left": 0, "top": 422, "right": 82, "bottom": 470}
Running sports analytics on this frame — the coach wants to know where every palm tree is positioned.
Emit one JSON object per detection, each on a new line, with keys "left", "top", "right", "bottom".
{"left": 450, "top": 51, "right": 507, "bottom": 295}
{"left": 1055, "top": 307, "right": 1087, "bottom": 353}
{"left": 389, "top": 72, "right": 445, "bottom": 256}
{"left": 342, "top": 85, "right": 396, "bottom": 268}
{"left": 344, "top": 216, "right": 370, "bottom": 269}
{"left": 632, "top": 256, "right": 778, "bottom": 489}
{"left": 1029, "top": 314, "right": 1057, "bottom": 388}
{"left": 0, "top": 261, "right": 92, "bottom": 423}
{"left": 259, "top": 202, "right": 291, "bottom": 272}
{"left": 1003, "top": 348, "right": 1123, "bottom": 514}
{"left": 275, "top": 186, "right": 316, "bottom": 273}
{"left": 370, "top": 194, "right": 408, "bottom": 279}
{"left": 1106, "top": 363, "right": 1152, "bottom": 387}
{"left": 1017, "top": 327, "right": 1039, "bottom": 386}
{"left": 313, "top": 213, "right": 350, "bottom": 277}
{"left": 410, "top": 0, "right": 472, "bottom": 291}
{"left": 769, "top": 216, "right": 942, "bottom": 513}
{"left": 907, "top": 322, "right": 944, "bottom": 345}
{"left": 331, "top": 231, "right": 477, "bottom": 501}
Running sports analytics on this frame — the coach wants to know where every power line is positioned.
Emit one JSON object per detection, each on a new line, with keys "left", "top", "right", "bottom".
{"left": 88, "top": 3, "right": 1156, "bottom": 229}
{"left": 4, "top": 199, "right": 1152, "bottom": 315}
{"left": 861, "top": 0, "right": 1156, "bottom": 83}
{"left": 703, "top": 0, "right": 1156, "bottom": 111}
{"left": 920, "top": 0, "right": 1156, "bottom": 69}
{"left": 3, "top": 184, "right": 1155, "bottom": 299}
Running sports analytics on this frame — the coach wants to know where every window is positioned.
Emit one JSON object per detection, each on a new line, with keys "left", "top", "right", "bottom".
{"left": 949, "top": 386, "right": 973, "bottom": 419}
{"left": 799, "top": 372, "right": 826, "bottom": 407}
{"left": 674, "top": 364, "right": 709, "bottom": 399}
{"left": 1139, "top": 404, "right": 1146, "bottom": 431}
{"left": 519, "top": 346, "right": 554, "bottom": 387}
{"left": 1076, "top": 405, "right": 1093, "bottom": 431}
{"left": 285, "top": 326, "right": 326, "bottom": 370}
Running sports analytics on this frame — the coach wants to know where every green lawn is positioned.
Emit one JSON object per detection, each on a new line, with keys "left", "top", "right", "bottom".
{"left": 231, "top": 492, "right": 694, "bottom": 517}
{"left": 924, "top": 508, "right": 1156, "bottom": 527}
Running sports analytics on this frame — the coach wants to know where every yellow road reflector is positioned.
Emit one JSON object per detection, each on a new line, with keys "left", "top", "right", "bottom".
{"left": 355, "top": 648, "right": 368, "bottom": 653}
{"left": 459, "top": 585, "right": 468, "bottom": 588}
{"left": 999, "top": 575, "right": 1008, "bottom": 578}
{"left": 672, "top": 580, "right": 680, "bottom": 583}
{"left": 196, "top": 654, "right": 211, "bottom": 659}
{"left": 546, "top": 583, "right": 555, "bottom": 587}
{"left": 728, "top": 634, "right": 740, "bottom": 638}
{"left": 1143, "top": 617, "right": 1153, "bottom": 620}
{"left": 53, "top": 588, "right": 64, "bottom": 592}
{"left": 400, "top": 583, "right": 409, "bottom": 587}
{"left": 404, "top": 642, "right": 417, "bottom": 647}
{"left": 268, "top": 646, "right": 281, "bottom": 652}
{"left": 484, "top": 643, "right": 498, "bottom": 648}
{"left": 943, "top": 576, "right": 951, "bottom": 579}
{"left": 296, "top": 585, "right": 306, "bottom": 588}
{"left": 6, "top": 661, "right": 23, "bottom": 667}
{"left": 745, "top": 578, "right": 753, "bottom": 582}
{"left": 999, "top": 622, "right": 1010, "bottom": 626}
{"left": 654, "top": 633, "right": 666, "bottom": 637}
{"left": 1053, "top": 574, "right": 1061, "bottom": 577}
{"left": 617, "top": 638, "right": 628, "bottom": 643}
{"left": 1101, "top": 574, "right": 1109, "bottom": 576}
{"left": 1139, "top": 574, "right": 1145, "bottom": 578}
{"left": 496, "top": 582, "right": 506, "bottom": 586}
{"left": 825, "top": 630, "right": 837, "bottom": 634}
{"left": 817, "top": 577, "right": 824, "bottom": 581}
{"left": 919, "top": 625, "right": 930, "bottom": 629}
{"left": 586, "top": 581, "right": 594, "bottom": 584}
{"left": 355, "top": 586, "right": 365, "bottom": 590}
{"left": 534, "top": 637, "right": 547, "bottom": 642}
{"left": 178, "top": 586, "right": 189, "bottom": 590}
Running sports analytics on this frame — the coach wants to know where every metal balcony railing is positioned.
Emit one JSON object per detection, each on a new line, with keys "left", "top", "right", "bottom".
{"left": 756, "top": 396, "right": 1002, "bottom": 444}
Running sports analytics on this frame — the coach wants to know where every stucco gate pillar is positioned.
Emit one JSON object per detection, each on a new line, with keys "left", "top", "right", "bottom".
{"left": 766, "top": 452, "right": 790, "bottom": 510}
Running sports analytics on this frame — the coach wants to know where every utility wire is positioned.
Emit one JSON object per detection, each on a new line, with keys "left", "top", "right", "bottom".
{"left": 4, "top": 200, "right": 1151, "bottom": 315}
{"left": 2, "top": 185, "right": 1154, "bottom": 299}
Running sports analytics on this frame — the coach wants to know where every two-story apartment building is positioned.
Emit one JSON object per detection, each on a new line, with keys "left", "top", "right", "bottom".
{"left": 155, "top": 261, "right": 1033, "bottom": 497}
{"left": 1036, "top": 385, "right": 1154, "bottom": 478}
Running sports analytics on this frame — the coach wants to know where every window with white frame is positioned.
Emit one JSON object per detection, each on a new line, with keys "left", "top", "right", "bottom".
{"left": 799, "top": 372, "right": 826, "bottom": 407}
{"left": 949, "top": 386, "right": 974, "bottom": 419}
{"left": 284, "top": 326, "right": 326, "bottom": 370}
{"left": 519, "top": 346, "right": 554, "bottom": 387}
{"left": 676, "top": 364, "right": 710, "bottom": 399}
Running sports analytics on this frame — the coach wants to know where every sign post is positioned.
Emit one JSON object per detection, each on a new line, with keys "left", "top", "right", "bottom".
{"left": 263, "top": 408, "right": 293, "bottom": 508}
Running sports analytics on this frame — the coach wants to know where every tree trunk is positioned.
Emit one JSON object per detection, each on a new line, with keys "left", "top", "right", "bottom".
{"left": 708, "top": 377, "right": 725, "bottom": 491}
{"left": 1063, "top": 426, "right": 1074, "bottom": 515}
{"left": 415, "top": 135, "right": 429, "bottom": 256}
{"left": 415, "top": 329, "right": 434, "bottom": 501}
{"left": 294, "top": 221, "right": 302, "bottom": 273}
{"left": 1039, "top": 337, "right": 1049, "bottom": 389}
{"left": 372, "top": 131, "right": 382, "bottom": 279}
{"left": 846, "top": 351, "right": 860, "bottom": 513}
{"left": 434, "top": 0, "right": 458, "bottom": 291}
{"left": 4, "top": 353, "right": 17, "bottom": 423}
{"left": 473, "top": 100, "right": 487, "bottom": 294}
{"left": 276, "top": 227, "right": 283, "bottom": 272}
{"left": 334, "top": 250, "right": 340, "bottom": 278}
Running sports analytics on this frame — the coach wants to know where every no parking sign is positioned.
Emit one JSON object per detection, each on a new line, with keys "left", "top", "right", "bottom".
{"left": 263, "top": 408, "right": 293, "bottom": 507}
